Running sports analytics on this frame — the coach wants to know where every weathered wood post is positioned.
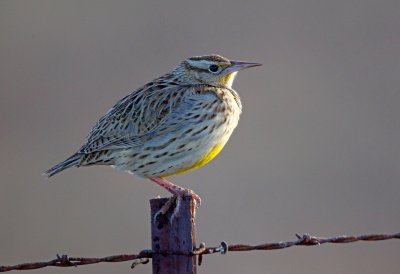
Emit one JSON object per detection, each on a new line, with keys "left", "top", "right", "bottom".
{"left": 150, "top": 196, "right": 197, "bottom": 274}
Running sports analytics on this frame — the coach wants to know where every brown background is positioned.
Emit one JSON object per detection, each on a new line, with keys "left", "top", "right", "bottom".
{"left": 1, "top": 1, "right": 399, "bottom": 273}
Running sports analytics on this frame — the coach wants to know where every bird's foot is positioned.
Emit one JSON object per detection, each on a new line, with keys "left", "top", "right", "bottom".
{"left": 153, "top": 195, "right": 177, "bottom": 225}
{"left": 180, "top": 188, "right": 201, "bottom": 208}
{"left": 153, "top": 189, "right": 201, "bottom": 226}
{"left": 148, "top": 177, "right": 201, "bottom": 226}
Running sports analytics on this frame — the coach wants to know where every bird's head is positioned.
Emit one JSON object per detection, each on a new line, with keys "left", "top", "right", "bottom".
{"left": 173, "top": 54, "right": 262, "bottom": 88}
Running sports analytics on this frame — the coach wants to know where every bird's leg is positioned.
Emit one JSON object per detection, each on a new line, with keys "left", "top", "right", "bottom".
{"left": 148, "top": 177, "right": 202, "bottom": 207}
{"left": 148, "top": 177, "right": 201, "bottom": 224}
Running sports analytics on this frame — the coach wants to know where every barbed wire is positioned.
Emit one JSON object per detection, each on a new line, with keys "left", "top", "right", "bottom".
{"left": 1, "top": 232, "right": 398, "bottom": 272}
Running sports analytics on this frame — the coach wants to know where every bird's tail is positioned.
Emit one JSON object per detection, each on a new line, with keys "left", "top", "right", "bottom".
{"left": 43, "top": 153, "right": 81, "bottom": 178}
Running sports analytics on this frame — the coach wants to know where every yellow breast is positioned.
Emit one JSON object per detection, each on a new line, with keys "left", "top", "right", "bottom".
{"left": 163, "top": 143, "right": 224, "bottom": 177}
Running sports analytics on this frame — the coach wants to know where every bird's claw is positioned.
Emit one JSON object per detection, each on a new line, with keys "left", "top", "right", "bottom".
{"left": 182, "top": 189, "right": 201, "bottom": 208}
{"left": 153, "top": 196, "right": 177, "bottom": 226}
{"left": 153, "top": 191, "right": 201, "bottom": 227}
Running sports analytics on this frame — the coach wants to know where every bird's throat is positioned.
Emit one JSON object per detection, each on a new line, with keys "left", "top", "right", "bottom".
{"left": 221, "top": 72, "right": 238, "bottom": 88}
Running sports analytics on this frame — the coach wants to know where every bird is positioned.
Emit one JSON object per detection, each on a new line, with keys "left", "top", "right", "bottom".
{"left": 44, "top": 54, "right": 261, "bottom": 222}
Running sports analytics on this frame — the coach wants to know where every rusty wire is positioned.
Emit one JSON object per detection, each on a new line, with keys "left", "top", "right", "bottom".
{"left": 0, "top": 232, "right": 398, "bottom": 272}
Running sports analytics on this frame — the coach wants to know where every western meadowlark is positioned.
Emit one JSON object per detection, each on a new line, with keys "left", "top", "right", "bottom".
{"left": 44, "top": 54, "right": 261, "bottom": 221}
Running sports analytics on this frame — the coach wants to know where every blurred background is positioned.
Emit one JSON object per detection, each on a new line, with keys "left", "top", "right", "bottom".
{"left": 1, "top": 1, "right": 399, "bottom": 273}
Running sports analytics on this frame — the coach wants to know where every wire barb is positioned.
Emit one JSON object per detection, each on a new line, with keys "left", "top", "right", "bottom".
{"left": 131, "top": 258, "right": 150, "bottom": 269}
{"left": 0, "top": 232, "right": 398, "bottom": 272}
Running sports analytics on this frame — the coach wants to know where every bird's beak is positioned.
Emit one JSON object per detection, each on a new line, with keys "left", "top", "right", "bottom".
{"left": 224, "top": 60, "right": 262, "bottom": 74}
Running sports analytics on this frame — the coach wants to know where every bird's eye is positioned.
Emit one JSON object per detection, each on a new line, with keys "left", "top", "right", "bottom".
{"left": 208, "top": 64, "right": 219, "bottom": 73}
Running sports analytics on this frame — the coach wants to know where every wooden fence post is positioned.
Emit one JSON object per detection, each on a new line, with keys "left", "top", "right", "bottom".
{"left": 150, "top": 196, "right": 197, "bottom": 274}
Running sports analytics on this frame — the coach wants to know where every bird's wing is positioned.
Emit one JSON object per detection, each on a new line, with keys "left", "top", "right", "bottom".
{"left": 79, "top": 83, "right": 218, "bottom": 153}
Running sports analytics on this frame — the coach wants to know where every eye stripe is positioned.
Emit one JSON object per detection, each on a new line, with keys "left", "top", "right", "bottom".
{"left": 183, "top": 61, "right": 209, "bottom": 72}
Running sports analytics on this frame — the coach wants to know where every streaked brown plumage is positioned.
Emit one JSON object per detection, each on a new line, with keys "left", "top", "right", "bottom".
{"left": 44, "top": 54, "right": 261, "bottom": 221}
